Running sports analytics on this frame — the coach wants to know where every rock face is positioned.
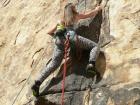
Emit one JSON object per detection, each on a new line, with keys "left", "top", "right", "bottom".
{"left": 0, "top": 0, "right": 140, "bottom": 105}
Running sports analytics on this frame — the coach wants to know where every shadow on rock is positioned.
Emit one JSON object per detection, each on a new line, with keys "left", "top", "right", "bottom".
{"left": 96, "top": 51, "right": 106, "bottom": 81}
{"left": 40, "top": 50, "right": 106, "bottom": 96}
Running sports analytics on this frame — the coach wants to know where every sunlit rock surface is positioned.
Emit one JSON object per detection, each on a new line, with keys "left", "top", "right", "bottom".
{"left": 0, "top": 0, "right": 140, "bottom": 105}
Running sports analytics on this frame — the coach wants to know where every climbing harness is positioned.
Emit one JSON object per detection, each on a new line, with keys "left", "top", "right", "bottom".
{"left": 65, "top": 30, "right": 75, "bottom": 48}
{"left": 61, "top": 33, "right": 70, "bottom": 105}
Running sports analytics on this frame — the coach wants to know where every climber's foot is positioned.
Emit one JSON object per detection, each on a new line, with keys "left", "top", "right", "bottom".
{"left": 86, "top": 63, "right": 97, "bottom": 76}
{"left": 31, "top": 81, "right": 41, "bottom": 97}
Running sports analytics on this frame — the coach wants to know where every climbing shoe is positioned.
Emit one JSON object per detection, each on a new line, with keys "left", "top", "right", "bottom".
{"left": 31, "top": 81, "right": 41, "bottom": 97}
{"left": 86, "top": 62, "right": 97, "bottom": 75}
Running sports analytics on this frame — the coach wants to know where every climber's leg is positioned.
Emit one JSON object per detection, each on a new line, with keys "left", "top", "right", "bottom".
{"left": 32, "top": 45, "right": 64, "bottom": 97}
{"left": 74, "top": 35, "right": 99, "bottom": 62}
{"left": 39, "top": 46, "right": 64, "bottom": 82}
{"left": 74, "top": 35, "right": 100, "bottom": 73}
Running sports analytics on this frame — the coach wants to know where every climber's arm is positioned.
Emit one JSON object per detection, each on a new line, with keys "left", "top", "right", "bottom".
{"left": 47, "top": 20, "right": 65, "bottom": 36}
{"left": 47, "top": 24, "right": 57, "bottom": 36}
{"left": 77, "top": 5, "right": 102, "bottom": 20}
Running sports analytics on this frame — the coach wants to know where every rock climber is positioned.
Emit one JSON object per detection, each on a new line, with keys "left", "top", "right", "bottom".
{"left": 31, "top": 2, "right": 102, "bottom": 97}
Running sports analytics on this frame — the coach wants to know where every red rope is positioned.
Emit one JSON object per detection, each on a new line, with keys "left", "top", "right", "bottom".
{"left": 61, "top": 34, "right": 70, "bottom": 105}
{"left": 61, "top": 34, "right": 81, "bottom": 105}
